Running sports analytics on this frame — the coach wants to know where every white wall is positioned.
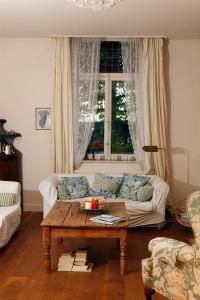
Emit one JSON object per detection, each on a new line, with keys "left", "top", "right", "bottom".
{"left": 0, "top": 38, "right": 200, "bottom": 210}
{"left": 0, "top": 38, "right": 53, "bottom": 210}
{"left": 169, "top": 40, "right": 200, "bottom": 204}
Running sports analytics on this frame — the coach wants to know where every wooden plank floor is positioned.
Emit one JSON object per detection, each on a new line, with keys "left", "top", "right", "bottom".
{"left": 0, "top": 212, "right": 193, "bottom": 300}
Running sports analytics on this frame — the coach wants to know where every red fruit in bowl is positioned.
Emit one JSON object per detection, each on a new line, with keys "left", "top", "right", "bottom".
{"left": 91, "top": 199, "right": 98, "bottom": 209}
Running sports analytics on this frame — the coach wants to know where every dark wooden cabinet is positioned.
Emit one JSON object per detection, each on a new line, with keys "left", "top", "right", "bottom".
{"left": 0, "top": 154, "right": 18, "bottom": 181}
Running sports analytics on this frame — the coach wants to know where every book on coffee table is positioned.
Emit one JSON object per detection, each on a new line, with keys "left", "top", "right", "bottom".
{"left": 90, "top": 214, "right": 126, "bottom": 225}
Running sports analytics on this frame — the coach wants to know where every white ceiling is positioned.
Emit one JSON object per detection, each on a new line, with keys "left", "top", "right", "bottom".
{"left": 0, "top": 0, "right": 200, "bottom": 39}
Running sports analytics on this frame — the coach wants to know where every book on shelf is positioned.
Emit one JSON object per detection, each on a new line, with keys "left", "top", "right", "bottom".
{"left": 71, "top": 263, "right": 93, "bottom": 272}
{"left": 58, "top": 264, "right": 73, "bottom": 271}
{"left": 74, "top": 249, "right": 87, "bottom": 263}
{"left": 57, "top": 250, "right": 75, "bottom": 271}
{"left": 90, "top": 214, "right": 126, "bottom": 225}
{"left": 73, "top": 260, "right": 88, "bottom": 266}
{"left": 59, "top": 256, "right": 74, "bottom": 263}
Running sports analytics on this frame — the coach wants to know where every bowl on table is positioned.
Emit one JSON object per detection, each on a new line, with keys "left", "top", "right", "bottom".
{"left": 80, "top": 197, "right": 106, "bottom": 212}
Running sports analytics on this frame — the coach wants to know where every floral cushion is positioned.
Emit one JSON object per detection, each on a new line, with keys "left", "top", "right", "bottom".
{"left": 136, "top": 184, "right": 153, "bottom": 202}
{"left": 61, "top": 176, "right": 89, "bottom": 199}
{"left": 90, "top": 173, "right": 123, "bottom": 198}
{"left": 118, "top": 174, "right": 149, "bottom": 200}
{"left": 57, "top": 184, "right": 70, "bottom": 200}
{"left": 0, "top": 193, "right": 15, "bottom": 206}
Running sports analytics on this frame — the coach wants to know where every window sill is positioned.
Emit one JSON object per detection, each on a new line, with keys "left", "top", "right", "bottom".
{"left": 83, "top": 160, "right": 136, "bottom": 163}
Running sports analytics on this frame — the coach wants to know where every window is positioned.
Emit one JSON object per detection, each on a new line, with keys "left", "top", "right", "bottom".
{"left": 86, "top": 42, "right": 134, "bottom": 161}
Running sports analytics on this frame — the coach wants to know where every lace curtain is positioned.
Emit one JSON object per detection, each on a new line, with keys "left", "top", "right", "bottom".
{"left": 121, "top": 38, "right": 144, "bottom": 163}
{"left": 71, "top": 38, "right": 101, "bottom": 169}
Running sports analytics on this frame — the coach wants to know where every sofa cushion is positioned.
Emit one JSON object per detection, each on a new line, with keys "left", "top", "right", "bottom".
{"left": 118, "top": 174, "right": 149, "bottom": 200}
{"left": 57, "top": 184, "right": 70, "bottom": 200}
{"left": 0, "top": 193, "right": 16, "bottom": 206}
{"left": 136, "top": 184, "right": 154, "bottom": 202}
{"left": 61, "top": 176, "right": 89, "bottom": 199}
{"left": 90, "top": 173, "right": 123, "bottom": 198}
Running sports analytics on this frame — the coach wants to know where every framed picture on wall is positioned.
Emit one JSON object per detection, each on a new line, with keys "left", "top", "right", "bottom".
{"left": 35, "top": 108, "right": 51, "bottom": 130}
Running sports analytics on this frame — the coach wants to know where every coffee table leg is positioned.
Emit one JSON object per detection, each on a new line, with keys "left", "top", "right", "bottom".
{"left": 120, "top": 228, "right": 127, "bottom": 275}
{"left": 43, "top": 227, "right": 51, "bottom": 273}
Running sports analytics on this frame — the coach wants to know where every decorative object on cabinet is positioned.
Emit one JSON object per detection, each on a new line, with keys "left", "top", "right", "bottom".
{"left": 35, "top": 108, "right": 51, "bottom": 130}
{"left": 0, "top": 119, "right": 23, "bottom": 209}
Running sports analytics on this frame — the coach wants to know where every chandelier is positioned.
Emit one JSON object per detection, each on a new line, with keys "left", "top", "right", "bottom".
{"left": 66, "top": 0, "right": 124, "bottom": 11}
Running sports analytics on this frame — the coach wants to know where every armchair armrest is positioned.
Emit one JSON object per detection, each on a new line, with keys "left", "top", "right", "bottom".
{"left": 0, "top": 180, "right": 21, "bottom": 206}
{"left": 39, "top": 174, "right": 60, "bottom": 207}
{"left": 148, "top": 237, "right": 195, "bottom": 267}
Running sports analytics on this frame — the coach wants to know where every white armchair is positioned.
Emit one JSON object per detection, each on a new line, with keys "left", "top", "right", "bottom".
{"left": 0, "top": 180, "right": 21, "bottom": 248}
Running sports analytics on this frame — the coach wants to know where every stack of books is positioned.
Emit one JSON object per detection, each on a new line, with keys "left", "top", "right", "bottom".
{"left": 90, "top": 214, "right": 126, "bottom": 225}
{"left": 58, "top": 249, "right": 93, "bottom": 272}
{"left": 72, "top": 249, "right": 92, "bottom": 272}
{"left": 58, "top": 251, "right": 75, "bottom": 271}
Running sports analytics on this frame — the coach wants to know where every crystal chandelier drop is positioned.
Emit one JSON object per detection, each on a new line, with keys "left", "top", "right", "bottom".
{"left": 66, "top": 0, "right": 124, "bottom": 11}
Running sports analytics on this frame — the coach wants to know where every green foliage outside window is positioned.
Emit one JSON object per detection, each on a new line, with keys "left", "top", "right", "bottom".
{"left": 87, "top": 80, "right": 133, "bottom": 155}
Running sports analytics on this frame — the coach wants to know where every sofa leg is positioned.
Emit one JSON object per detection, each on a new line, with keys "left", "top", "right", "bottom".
{"left": 144, "top": 286, "right": 155, "bottom": 300}
{"left": 157, "top": 222, "right": 164, "bottom": 230}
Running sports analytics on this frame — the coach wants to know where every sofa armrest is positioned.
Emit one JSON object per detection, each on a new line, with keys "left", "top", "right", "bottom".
{"left": 39, "top": 174, "right": 60, "bottom": 207}
{"left": 148, "top": 237, "right": 195, "bottom": 267}
{"left": 149, "top": 177, "right": 169, "bottom": 211}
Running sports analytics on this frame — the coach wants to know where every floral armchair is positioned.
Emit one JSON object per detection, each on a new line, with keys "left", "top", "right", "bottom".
{"left": 142, "top": 191, "right": 200, "bottom": 300}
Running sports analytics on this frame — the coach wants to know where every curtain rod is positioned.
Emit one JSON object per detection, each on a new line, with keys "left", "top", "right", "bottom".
{"left": 49, "top": 35, "right": 168, "bottom": 39}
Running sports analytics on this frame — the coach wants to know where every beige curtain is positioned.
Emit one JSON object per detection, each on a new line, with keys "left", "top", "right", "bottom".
{"left": 143, "top": 38, "right": 169, "bottom": 180}
{"left": 52, "top": 37, "right": 73, "bottom": 173}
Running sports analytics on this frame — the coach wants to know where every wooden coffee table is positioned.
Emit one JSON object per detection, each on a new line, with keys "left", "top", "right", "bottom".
{"left": 41, "top": 201, "right": 128, "bottom": 275}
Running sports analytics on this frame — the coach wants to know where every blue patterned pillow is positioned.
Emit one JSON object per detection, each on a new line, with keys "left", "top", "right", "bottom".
{"left": 57, "top": 184, "right": 70, "bottom": 200}
{"left": 118, "top": 174, "right": 149, "bottom": 200}
{"left": 61, "top": 176, "right": 89, "bottom": 199}
{"left": 90, "top": 173, "right": 123, "bottom": 198}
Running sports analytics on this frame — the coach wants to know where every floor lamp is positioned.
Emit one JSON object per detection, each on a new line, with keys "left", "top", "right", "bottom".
{"left": 142, "top": 145, "right": 166, "bottom": 153}
{"left": 142, "top": 145, "right": 166, "bottom": 175}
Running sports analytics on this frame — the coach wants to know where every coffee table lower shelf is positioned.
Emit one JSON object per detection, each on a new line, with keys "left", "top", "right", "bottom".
{"left": 43, "top": 226, "right": 127, "bottom": 275}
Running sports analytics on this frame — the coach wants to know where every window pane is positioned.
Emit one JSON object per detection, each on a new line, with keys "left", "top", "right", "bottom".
{"left": 111, "top": 81, "right": 133, "bottom": 154}
{"left": 86, "top": 81, "right": 105, "bottom": 158}
{"left": 99, "top": 41, "right": 123, "bottom": 73}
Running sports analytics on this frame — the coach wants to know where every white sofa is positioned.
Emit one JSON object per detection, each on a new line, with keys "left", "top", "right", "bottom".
{"left": 39, "top": 173, "right": 169, "bottom": 228}
{"left": 0, "top": 180, "right": 21, "bottom": 248}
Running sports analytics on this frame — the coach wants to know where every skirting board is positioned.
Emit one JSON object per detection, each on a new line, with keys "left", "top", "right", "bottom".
{"left": 23, "top": 190, "right": 43, "bottom": 212}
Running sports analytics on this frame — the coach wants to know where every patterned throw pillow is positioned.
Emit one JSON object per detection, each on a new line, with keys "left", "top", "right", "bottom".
{"left": 136, "top": 184, "right": 154, "bottom": 202}
{"left": 57, "top": 184, "right": 70, "bottom": 200}
{"left": 61, "top": 176, "right": 89, "bottom": 199}
{"left": 0, "top": 193, "right": 15, "bottom": 206}
{"left": 118, "top": 174, "right": 149, "bottom": 200}
{"left": 90, "top": 173, "right": 123, "bottom": 198}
